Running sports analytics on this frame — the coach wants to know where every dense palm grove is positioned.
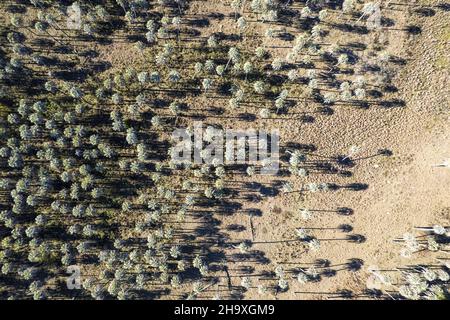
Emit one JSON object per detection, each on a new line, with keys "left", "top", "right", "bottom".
{"left": 0, "top": 0, "right": 448, "bottom": 300}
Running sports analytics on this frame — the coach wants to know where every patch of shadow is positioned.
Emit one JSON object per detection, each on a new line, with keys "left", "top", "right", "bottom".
{"left": 209, "top": 106, "right": 225, "bottom": 115}
{"left": 180, "top": 28, "right": 201, "bottom": 37}
{"left": 217, "top": 82, "right": 233, "bottom": 96}
{"left": 235, "top": 266, "right": 255, "bottom": 274}
{"left": 215, "top": 32, "right": 241, "bottom": 42}
{"left": 368, "top": 89, "right": 383, "bottom": 98}
{"left": 244, "top": 182, "right": 262, "bottom": 190}
{"left": 79, "top": 49, "right": 99, "bottom": 58}
{"left": 52, "top": 69, "right": 89, "bottom": 82}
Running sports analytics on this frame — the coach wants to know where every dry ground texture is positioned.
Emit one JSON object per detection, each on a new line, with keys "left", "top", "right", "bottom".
{"left": 0, "top": 0, "right": 449, "bottom": 300}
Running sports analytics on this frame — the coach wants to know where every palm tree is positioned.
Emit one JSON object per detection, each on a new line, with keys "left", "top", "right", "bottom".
{"left": 255, "top": 47, "right": 266, "bottom": 59}
{"left": 432, "top": 160, "right": 449, "bottom": 168}
{"left": 168, "top": 70, "right": 181, "bottom": 83}
{"left": 272, "top": 58, "right": 284, "bottom": 71}
{"left": 311, "top": 25, "right": 323, "bottom": 39}
{"left": 207, "top": 35, "right": 218, "bottom": 48}
{"left": 95, "top": 5, "right": 110, "bottom": 22}
{"left": 237, "top": 17, "right": 247, "bottom": 35}
{"left": 342, "top": 0, "right": 356, "bottom": 14}
{"left": 307, "top": 238, "right": 321, "bottom": 252}
{"left": 232, "top": 241, "right": 249, "bottom": 254}
{"left": 342, "top": 145, "right": 361, "bottom": 161}
{"left": 241, "top": 277, "right": 252, "bottom": 289}
{"left": 296, "top": 228, "right": 309, "bottom": 240}
{"left": 226, "top": 47, "right": 240, "bottom": 69}
{"left": 278, "top": 278, "right": 289, "bottom": 291}
{"left": 253, "top": 81, "right": 266, "bottom": 94}
{"left": 216, "top": 65, "right": 225, "bottom": 77}
{"left": 231, "top": 0, "right": 243, "bottom": 20}
{"left": 69, "top": 86, "right": 84, "bottom": 100}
